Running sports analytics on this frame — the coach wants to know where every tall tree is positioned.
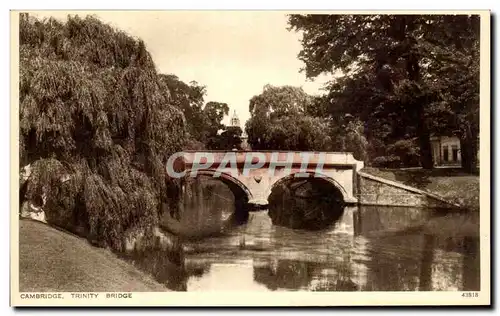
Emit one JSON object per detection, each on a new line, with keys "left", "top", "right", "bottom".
{"left": 203, "top": 101, "right": 229, "bottom": 141}
{"left": 19, "top": 14, "right": 186, "bottom": 250}
{"left": 288, "top": 14, "right": 480, "bottom": 169}
{"left": 424, "top": 15, "right": 480, "bottom": 172}
{"left": 159, "top": 74, "right": 207, "bottom": 143}
{"left": 245, "top": 85, "right": 332, "bottom": 151}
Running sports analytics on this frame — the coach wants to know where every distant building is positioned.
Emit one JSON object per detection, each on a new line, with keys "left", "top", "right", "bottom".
{"left": 230, "top": 110, "right": 250, "bottom": 150}
{"left": 230, "top": 110, "right": 240, "bottom": 127}
{"left": 430, "top": 136, "right": 462, "bottom": 166}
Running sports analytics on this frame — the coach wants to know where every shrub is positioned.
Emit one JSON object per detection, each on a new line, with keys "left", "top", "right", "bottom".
{"left": 387, "top": 139, "right": 421, "bottom": 167}
{"left": 371, "top": 155, "right": 402, "bottom": 168}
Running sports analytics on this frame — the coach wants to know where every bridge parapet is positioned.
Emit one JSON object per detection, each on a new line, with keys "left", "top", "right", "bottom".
{"left": 174, "top": 151, "right": 363, "bottom": 171}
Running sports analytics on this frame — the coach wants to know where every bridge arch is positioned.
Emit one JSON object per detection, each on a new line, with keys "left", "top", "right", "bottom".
{"left": 184, "top": 169, "right": 253, "bottom": 203}
{"left": 266, "top": 171, "right": 349, "bottom": 204}
{"left": 266, "top": 171, "right": 347, "bottom": 230}
{"left": 180, "top": 170, "right": 254, "bottom": 225}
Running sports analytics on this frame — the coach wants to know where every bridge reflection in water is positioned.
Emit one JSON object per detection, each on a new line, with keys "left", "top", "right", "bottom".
{"left": 149, "top": 175, "right": 480, "bottom": 292}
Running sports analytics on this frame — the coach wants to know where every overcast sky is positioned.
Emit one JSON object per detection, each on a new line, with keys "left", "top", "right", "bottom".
{"left": 31, "top": 11, "right": 330, "bottom": 126}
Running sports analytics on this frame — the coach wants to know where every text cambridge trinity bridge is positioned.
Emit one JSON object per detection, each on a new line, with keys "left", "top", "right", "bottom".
{"left": 168, "top": 151, "right": 365, "bottom": 208}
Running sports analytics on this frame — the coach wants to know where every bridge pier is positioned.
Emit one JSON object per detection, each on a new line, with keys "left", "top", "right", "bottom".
{"left": 247, "top": 199, "right": 269, "bottom": 211}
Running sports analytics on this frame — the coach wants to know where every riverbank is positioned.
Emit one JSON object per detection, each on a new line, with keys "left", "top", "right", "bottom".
{"left": 361, "top": 167, "right": 480, "bottom": 211}
{"left": 19, "top": 219, "right": 168, "bottom": 292}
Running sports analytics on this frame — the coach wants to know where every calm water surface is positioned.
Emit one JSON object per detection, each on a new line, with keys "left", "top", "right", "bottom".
{"left": 140, "top": 177, "right": 480, "bottom": 292}
{"left": 178, "top": 208, "right": 479, "bottom": 292}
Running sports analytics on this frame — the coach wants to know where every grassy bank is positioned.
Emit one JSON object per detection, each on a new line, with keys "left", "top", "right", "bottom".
{"left": 19, "top": 220, "right": 168, "bottom": 292}
{"left": 361, "top": 167, "right": 480, "bottom": 211}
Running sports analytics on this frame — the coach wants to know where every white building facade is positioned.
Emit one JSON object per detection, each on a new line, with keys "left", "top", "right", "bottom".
{"left": 430, "top": 136, "right": 462, "bottom": 166}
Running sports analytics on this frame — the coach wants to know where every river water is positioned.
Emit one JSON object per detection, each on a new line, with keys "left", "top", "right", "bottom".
{"left": 137, "top": 177, "right": 480, "bottom": 292}
{"left": 177, "top": 208, "right": 479, "bottom": 292}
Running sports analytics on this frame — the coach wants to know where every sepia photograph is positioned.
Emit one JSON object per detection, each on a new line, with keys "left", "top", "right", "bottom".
{"left": 10, "top": 9, "right": 490, "bottom": 306}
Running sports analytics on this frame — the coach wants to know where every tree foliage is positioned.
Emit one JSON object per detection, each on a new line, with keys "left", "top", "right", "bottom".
{"left": 160, "top": 74, "right": 231, "bottom": 149}
{"left": 159, "top": 74, "right": 207, "bottom": 143}
{"left": 203, "top": 101, "right": 230, "bottom": 143}
{"left": 245, "top": 85, "right": 333, "bottom": 151}
{"left": 207, "top": 126, "right": 243, "bottom": 150}
{"left": 334, "top": 118, "right": 369, "bottom": 161}
{"left": 19, "top": 13, "right": 187, "bottom": 250}
{"left": 424, "top": 16, "right": 480, "bottom": 172}
{"left": 288, "top": 14, "right": 480, "bottom": 171}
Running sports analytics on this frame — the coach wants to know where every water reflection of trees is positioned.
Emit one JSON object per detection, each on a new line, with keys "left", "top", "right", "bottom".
{"left": 180, "top": 176, "right": 234, "bottom": 228}
{"left": 462, "top": 236, "right": 480, "bottom": 290}
{"left": 122, "top": 248, "right": 188, "bottom": 291}
{"left": 309, "top": 255, "right": 359, "bottom": 291}
{"left": 153, "top": 198, "right": 481, "bottom": 292}
{"left": 268, "top": 178, "right": 345, "bottom": 230}
{"left": 355, "top": 206, "right": 430, "bottom": 235}
{"left": 364, "top": 229, "right": 480, "bottom": 291}
{"left": 253, "top": 259, "right": 322, "bottom": 291}
{"left": 353, "top": 206, "right": 480, "bottom": 291}
{"left": 253, "top": 256, "right": 359, "bottom": 291}
{"left": 149, "top": 231, "right": 479, "bottom": 292}
{"left": 162, "top": 176, "right": 244, "bottom": 238}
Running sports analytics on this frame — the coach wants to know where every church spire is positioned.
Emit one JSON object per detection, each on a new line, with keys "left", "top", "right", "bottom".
{"left": 230, "top": 110, "right": 240, "bottom": 127}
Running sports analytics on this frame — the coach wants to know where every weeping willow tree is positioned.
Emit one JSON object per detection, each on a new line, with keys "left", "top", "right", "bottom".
{"left": 19, "top": 13, "right": 187, "bottom": 251}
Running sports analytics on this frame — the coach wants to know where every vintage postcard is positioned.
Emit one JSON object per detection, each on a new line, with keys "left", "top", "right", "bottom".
{"left": 10, "top": 10, "right": 491, "bottom": 306}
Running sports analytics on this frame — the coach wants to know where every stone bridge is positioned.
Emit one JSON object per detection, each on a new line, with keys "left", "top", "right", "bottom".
{"left": 170, "top": 151, "right": 364, "bottom": 208}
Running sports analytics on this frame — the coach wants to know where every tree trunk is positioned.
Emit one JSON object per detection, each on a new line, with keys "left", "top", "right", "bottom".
{"left": 416, "top": 103, "right": 434, "bottom": 169}
{"left": 460, "top": 125, "right": 479, "bottom": 174}
{"left": 418, "top": 129, "right": 434, "bottom": 169}
{"left": 398, "top": 16, "right": 434, "bottom": 169}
